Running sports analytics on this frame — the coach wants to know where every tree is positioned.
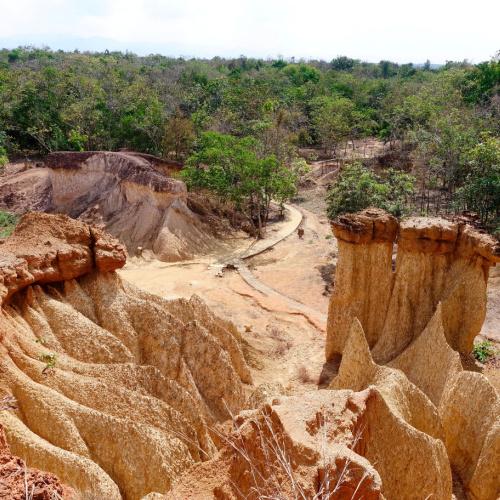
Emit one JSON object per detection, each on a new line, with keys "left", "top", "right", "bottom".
{"left": 182, "top": 132, "right": 303, "bottom": 237}
{"left": 454, "top": 136, "right": 500, "bottom": 229}
{"left": 310, "top": 96, "right": 355, "bottom": 155}
{"left": 0, "top": 132, "right": 8, "bottom": 167}
{"left": 163, "top": 113, "right": 195, "bottom": 160}
{"left": 326, "top": 162, "right": 415, "bottom": 219}
{"left": 330, "top": 56, "right": 357, "bottom": 71}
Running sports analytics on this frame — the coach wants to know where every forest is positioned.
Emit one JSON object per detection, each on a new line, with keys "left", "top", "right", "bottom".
{"left": 0, "top": 47, "right": 498, "bottom": 231}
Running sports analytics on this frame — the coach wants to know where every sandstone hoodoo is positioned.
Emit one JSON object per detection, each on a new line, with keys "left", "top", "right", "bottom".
{"left": 0, "top": 151, "right": 225, "bottom": 262}
{"left": 327, "top": 208, "right": 500, "bottom": 499}
{"left": 168, "top": 209, "right": 499, "bottom": 500}
{"left": 0, "top": 212, "right": 252, "bottom": 498}
{"left": 327, "top": 208, "right": 500, "bottom": 362}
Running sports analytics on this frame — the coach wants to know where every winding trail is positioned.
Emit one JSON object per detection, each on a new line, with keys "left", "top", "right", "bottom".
{"left": 210, "top": 203, "right": 327, "bottom": 330}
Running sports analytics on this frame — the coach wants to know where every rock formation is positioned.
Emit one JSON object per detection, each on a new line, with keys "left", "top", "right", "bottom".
{"left": 0, "top": 213, "right": 251, "bottom": 499}
{"left": 169, "top": 383, "right": 454, "bottom": 499}
{"left": 326, "top": 208, "right": 499, "bottom": 499}
{"left": 0, "top": 152, "right": 227, "bottom": 262}
{"left": 327, "top": 208, "right": 500, "bottom": 362}
{"left": 0, "top": 424, "right": 75, "bottom": 499}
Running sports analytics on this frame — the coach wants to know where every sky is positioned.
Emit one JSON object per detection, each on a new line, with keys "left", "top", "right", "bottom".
{"left": 0, "top": 0, "right": 498, "bottom": 64}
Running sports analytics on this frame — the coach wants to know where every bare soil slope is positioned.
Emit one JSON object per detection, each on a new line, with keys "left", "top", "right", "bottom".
{"left": 0, "top": 152, "right": 235, "bottom": 262}
{"left": 0, "top": 213, "right": 252, "bottom": 499}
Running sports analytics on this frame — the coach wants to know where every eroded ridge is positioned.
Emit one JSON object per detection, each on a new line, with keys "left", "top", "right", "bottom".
{"left": 326, "top": 208, "right": 499, "bottom": 499}
{"left": 327, "top": 208, "right": 500, "bottom": 362}
{"left": 0, "top": 213, "right": 252, "bottom": 499}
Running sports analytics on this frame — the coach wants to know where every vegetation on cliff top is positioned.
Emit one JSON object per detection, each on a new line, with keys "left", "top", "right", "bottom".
{"left": 0, "top": 47, "right": 498, "bottom": 229}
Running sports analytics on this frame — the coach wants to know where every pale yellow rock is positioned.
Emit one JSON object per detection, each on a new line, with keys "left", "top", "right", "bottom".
{"left": 439, "top": 371, "right": 500, "bottom": 500}
{"left": 0, "top": 213, "right": 252, "bottom": 499}
{"left": 326, "top": 208, "right": 397, "bottom": 358}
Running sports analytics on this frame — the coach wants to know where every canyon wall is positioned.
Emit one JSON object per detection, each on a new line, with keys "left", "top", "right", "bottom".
{"left": 46, "top": 151, "right": 223, "bottom": 262}
{"left": 0, "top": 213, "right": 252, "bottom": 499}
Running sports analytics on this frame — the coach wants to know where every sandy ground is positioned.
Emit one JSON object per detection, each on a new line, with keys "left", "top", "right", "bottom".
{"left": 122, "top": 199, "right": 500, "bottom": 395}
{"left": 121, "top": 205, "right": 333, "bottom": 394}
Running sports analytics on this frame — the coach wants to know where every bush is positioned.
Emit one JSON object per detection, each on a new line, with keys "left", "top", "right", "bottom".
{"left": 0, "top": 211, "right": 18, "bottom": 237}
{"left": 326, "top": 162, "right": 415, "bottom": 219}
{"left": 454, "top": 136, "right": 500, "bottom": 229}
{"left": 0, "top": 147, "right": 8, "bottom": 167}
{"left": 472, "top": 340, "right": 497, "bottom": 363}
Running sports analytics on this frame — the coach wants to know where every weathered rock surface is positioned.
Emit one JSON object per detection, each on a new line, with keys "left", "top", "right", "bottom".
{"left": 0, "top": 152, "right": 226, "bottom": 262}
{"left": 169, "top": 383, "right": 455, "bottom": 500}
{"left": 327, "top": 209, "right": 500, "bottom": 499}
{"left": 0, "top": 424, "right": 76, "bottom": 499}
{"left": 0, "top": 212, "right": 126, "bottom": 304}
{"left": 326, "top": 208, "right": 397, "bottom": 355}
{"left": 0, "top": 213, "right": 252, "bottom": 499}
{"left": 327, "top": 208, "right": 500, "bottom": 362}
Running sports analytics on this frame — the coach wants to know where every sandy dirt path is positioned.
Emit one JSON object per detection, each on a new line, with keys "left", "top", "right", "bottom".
{"left": 120, "top": 204, "right": 335, "bottom": 393}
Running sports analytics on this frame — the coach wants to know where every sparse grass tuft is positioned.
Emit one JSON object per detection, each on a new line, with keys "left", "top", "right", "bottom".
{"left": 40, "top": 353, "right": 57, "bottom": 374}
{"left": 297, "top": 365, "right": 314, "bottom": 384}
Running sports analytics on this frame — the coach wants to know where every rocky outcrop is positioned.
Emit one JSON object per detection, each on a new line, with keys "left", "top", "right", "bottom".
{"left": 0, "top": 424, "right": 75, "bottom": 499}
{"left": 326, "top": 209, "right": 500, "bottom": 499}
{"left": 169, "top": 385, "right": 454, "bottom": 499}
{"left": 0, "top": 212, "right": 126, "bottom": 304}
{"left": 0, "top": 213, "right": 252, "bottom": 499}
{"left": 326, "top": 209, "right": 398, "bottom": 356}
{"left": 47, "top": 151, "right": 225, "bottom": 262}
{"left": 0, "top": 152, "right": 226, "bottom": 262}
{"left": 327, "top": 209, "right": 500, "bottom": 362}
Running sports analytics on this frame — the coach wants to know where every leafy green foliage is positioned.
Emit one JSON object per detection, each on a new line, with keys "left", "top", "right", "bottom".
{"left": 39, "top": 352, "right": 57, "bottom": 373}
{"left": 163, "top": 114, "right": 195, "bottom": 160}
{"left": 183, "top": 132, "right": 304, "bottom": 235}
{"left": 454, "top": 136, "right": 500, "bottom": 229}
{"left": 326, "top": 162, "right": 415, "bottom": 219}
{"left": 461, "top": 59, "right": 500, "bottom": 104}
{"left": 0, "top": 47, "right": 498, "bottom": 231}
{"left": 0, "top": 147, "right": 7, "bottom": 167}
{"left": 0, "top": 211, "right": 18, "bottom": 237}
{"left": 472, "top": 340, "right": 497, "bottom": 363}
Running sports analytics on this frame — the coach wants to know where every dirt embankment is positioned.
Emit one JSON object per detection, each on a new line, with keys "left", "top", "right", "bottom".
{"left": 0, "top": 213, "right": 252, "bottom": 498}
{"left": 0, "top": 152, "right": 237, "bottom": 262}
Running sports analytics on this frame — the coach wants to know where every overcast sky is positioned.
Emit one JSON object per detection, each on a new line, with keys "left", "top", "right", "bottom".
{"left": 0, "top": 0, "right": 498, "bottom": 63}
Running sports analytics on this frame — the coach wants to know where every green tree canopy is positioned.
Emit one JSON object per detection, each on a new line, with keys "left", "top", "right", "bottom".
{"left": 326, "top": 162, "right": 415, "bottom": 219}
{"left": 182, "top": 132, "right": 304, "bottom": 236}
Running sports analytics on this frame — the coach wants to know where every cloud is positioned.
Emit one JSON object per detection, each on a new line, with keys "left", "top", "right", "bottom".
{"left": 0, "top": 0, "right": 498, "bottom": 63}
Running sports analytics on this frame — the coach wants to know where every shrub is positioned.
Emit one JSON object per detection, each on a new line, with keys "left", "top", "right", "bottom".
{"left": 0, "top": 211, "right": 18, "bottom": 238}
{"left": 472, "top": 340, "right": 497, "bottom": 363}
{"left": 326, "top": 162, "right": 415, "bottom": 219}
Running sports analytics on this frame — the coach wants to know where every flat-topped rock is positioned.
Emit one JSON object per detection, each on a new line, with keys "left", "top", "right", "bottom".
{"left": 46, "top": 151, "right": 185, "bottom": 194}
{"left": 332, "top": 208, "right": 398, "bottom": 244}
{"left": 0, "top": 212, "right": 126, "bottom": 304}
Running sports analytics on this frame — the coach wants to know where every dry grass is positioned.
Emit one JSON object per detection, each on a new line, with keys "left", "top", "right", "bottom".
{"left": 273, "top": 340, "right": 293, "bottom": 358}
{"left": 212, "top": 405, "right": 371, "bottom": 499}
{"left": 297, "top": 365, "right": 315, "bottom": 384}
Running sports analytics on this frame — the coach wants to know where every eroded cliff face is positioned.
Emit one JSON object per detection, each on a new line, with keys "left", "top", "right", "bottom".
{"left": 47, "top": 151, "right": 225, "bottom": 262}
{"left": 327, "top": 208, "right": 500, "bottom": 362}
{"left": 327, "top": 209, "right": 500, "bottom": 500}
{"left": 0, "top": 213, "right": 252, "bottom": 499}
